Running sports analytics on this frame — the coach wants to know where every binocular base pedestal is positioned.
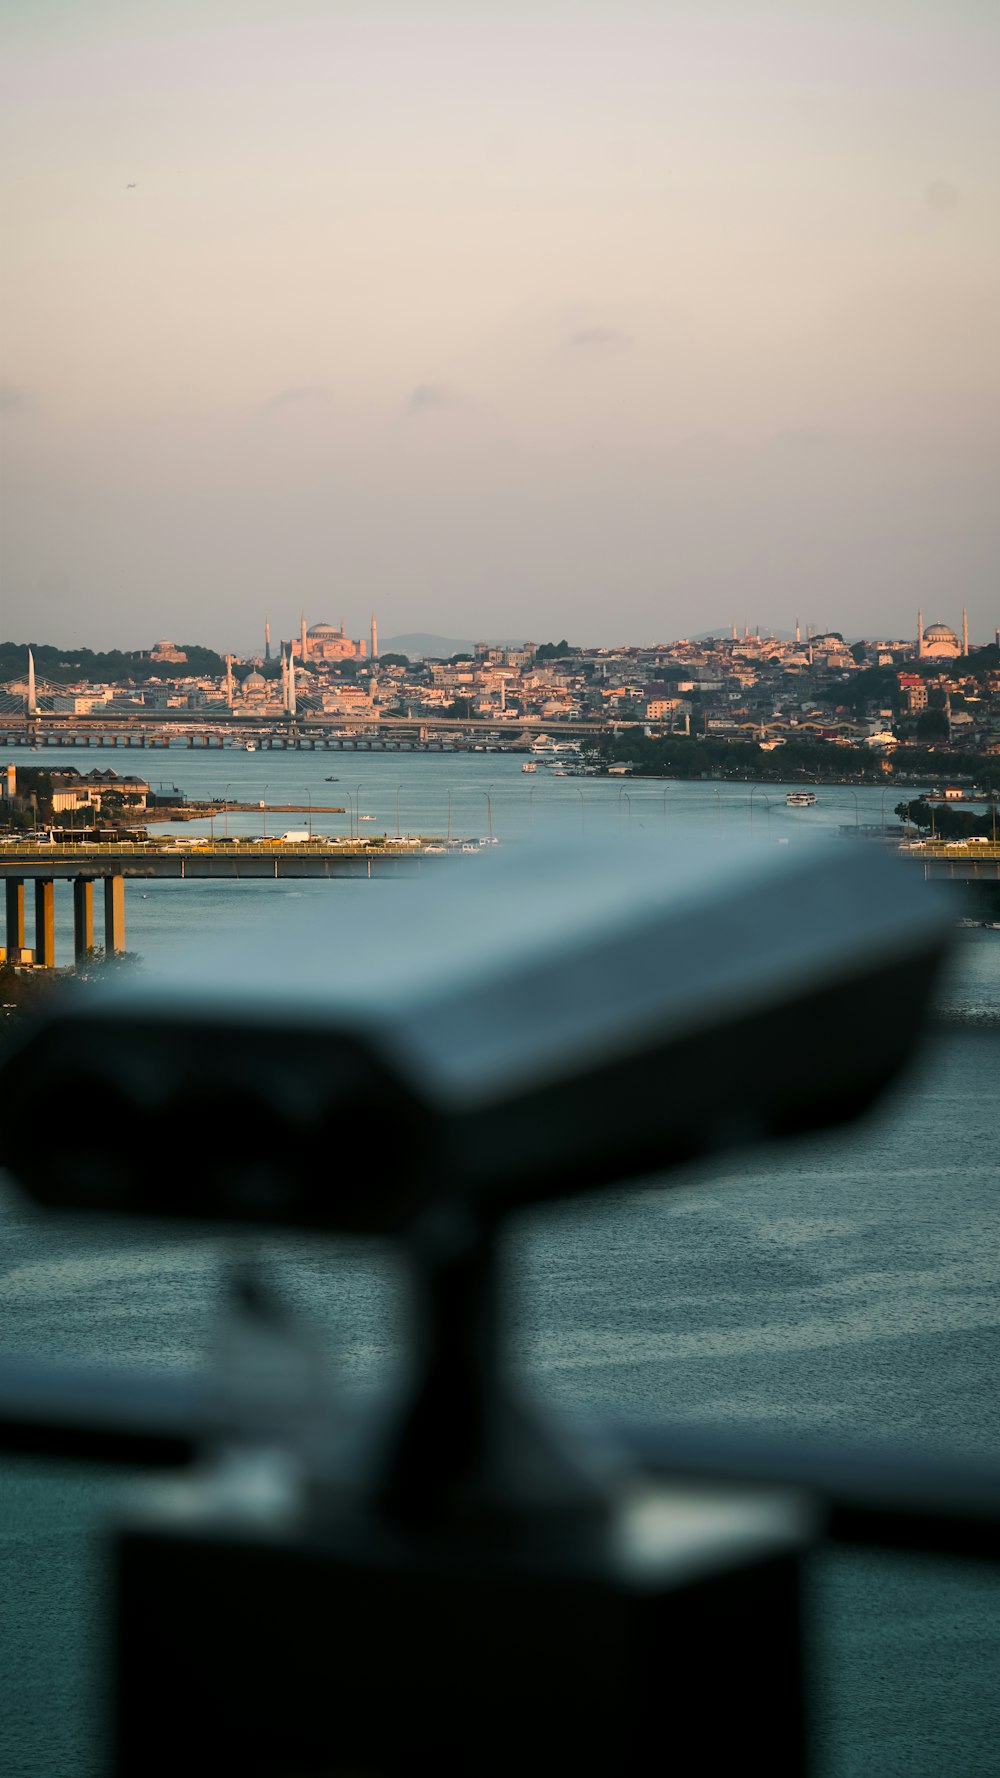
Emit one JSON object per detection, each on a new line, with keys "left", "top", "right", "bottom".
{"left": 112, "top": 1482, "right": 811, "bottom": 1777}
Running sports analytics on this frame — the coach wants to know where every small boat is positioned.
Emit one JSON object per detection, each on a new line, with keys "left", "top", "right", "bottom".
{"left": 244, "top": 741, "right": 257, "bottom": 752}
{"left": 522, "top": 761, "right": 537, "bottom": 772}
{"left": 786, "top": 790, "right": 817, "bottom": 807}
{"left": 359, "top": 814, "right": 375, "bottom": 821}
{"left": 325, "top": 775, "right": 339, "bottom": 782}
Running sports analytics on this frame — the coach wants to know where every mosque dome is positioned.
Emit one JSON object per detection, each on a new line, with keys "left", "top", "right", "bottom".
{"left": 924, "top": 623, "right": 957, "bottom": 642}
{"left": 308, "top": 622, "right": 340, "bottom": 637}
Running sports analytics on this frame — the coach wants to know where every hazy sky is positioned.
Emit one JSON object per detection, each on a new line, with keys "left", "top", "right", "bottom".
{"left": 2, "top": 0, "right": 998, "bottom": 652}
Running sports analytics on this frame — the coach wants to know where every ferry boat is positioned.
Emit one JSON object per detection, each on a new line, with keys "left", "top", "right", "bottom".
{"left": 786, "top": 790, "right": 817, "bottom": 807}
{"left": 522, "top": 760, "right": 538, "bottom": 772}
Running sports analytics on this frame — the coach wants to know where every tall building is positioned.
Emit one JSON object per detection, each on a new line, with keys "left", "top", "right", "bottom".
{"left": 265, "top": 617, "right": 271, "bottom": 663}
{"left": 27, "top": 649, "right": 36, "bottom": 716}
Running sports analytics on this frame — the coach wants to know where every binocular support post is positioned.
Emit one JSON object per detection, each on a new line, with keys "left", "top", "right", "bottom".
{"left": 113, "top": 1201, "right": 813, "bottom": 1778}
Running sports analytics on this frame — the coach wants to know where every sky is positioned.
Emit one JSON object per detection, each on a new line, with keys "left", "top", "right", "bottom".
{"left": 2, "top": 0, "right": 998, "bottom": 653}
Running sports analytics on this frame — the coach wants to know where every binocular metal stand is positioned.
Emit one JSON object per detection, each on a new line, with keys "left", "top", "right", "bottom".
{"left": 0, "top": 842, "right": 994, "bottom": 1773}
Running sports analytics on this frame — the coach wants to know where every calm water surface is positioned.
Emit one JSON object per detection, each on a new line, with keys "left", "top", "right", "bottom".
{"left": 1, "top": 747, "right": 997, "bottom": 1774}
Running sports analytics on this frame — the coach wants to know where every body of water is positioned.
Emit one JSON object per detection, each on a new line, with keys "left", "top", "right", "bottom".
{"left": 1, "top": 746, "right": 997, "bottom": 1774}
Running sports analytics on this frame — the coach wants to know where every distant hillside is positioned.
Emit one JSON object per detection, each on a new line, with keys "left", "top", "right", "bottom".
{"left": 380, "top": 633, "right": 528, "bottom": 660}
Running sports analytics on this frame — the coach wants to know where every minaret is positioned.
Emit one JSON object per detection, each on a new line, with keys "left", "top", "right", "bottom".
{"left": 288, "top": 654, "right": 297, "bottom": 719}
{"left": 281, "top": 646, "right": 289, "bottom": 708}
{"left": 300, "top": 611, "right": 308, "bottom": 663}
{"left": 917, "top": 608, "right": 924, "bottom": 657}
{"left": 731, "top": 622, "right": 738, "bottom": 642}
{"left": 795, "top": 617, "right": 801, "bottom": 645}
{"left": 265, "top": 616, "right": 271, "bottom": 662}
{"left": 225, "top": 654, "right": 234, "bottom": 707}
{"left": 962, "top": 608, "right": 969, "bottom": 656}
{"left": 371, "top": 613, "right": 378, "bottom": 660}
{"left": 27, "top": 648, "right": 36, "bottom": 715}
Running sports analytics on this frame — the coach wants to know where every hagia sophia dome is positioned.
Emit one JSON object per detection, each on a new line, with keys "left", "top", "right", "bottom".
{"left": 920, "top": 621, "right": 960, "bottom": 658}
{"left": 308, "top": 621, "right": 341, "bottom": 636}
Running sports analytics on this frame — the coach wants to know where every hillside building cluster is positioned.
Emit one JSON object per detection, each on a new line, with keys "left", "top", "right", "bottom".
{"left": 2, "top": 610, "right": 998, "bottom": 762}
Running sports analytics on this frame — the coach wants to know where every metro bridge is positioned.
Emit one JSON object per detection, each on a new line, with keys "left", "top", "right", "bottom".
{"left": 0, "top": 713, "right": 613, "bottom": 751}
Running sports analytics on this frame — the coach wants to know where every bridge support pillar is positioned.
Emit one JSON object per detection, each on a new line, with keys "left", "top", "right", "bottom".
{"left": 104, "top": 875, "right": 126, "bottom": 955}
{"left": 73, "top": 877, "right": 95, "bottom": 964}
{"left": 5, "top": 877, "right": 26, "bottom": 958}
{"left": 34, "top": 879, "right": 55, "bottom": 968}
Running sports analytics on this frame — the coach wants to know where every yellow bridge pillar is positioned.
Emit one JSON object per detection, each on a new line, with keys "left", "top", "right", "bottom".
{"left": 34, "top": 879, "right": 55, "bottom": 968}
{"left": 73, "top": 876, "right": 95, "bottom": 964}
{"left": 5, "top": 877, "right": 27, "bottom": 961}
{"left": 104, "top": 874, "right": 126, "bottom": 955}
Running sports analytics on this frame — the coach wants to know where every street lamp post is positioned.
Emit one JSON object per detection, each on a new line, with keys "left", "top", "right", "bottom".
{"left": 305, "top": 785, "right": 313, "bottom": 840}
{"left": 446, "top": 788, "right": 453, "bottom": 843}
{"left": 714, "top": 787, "right": 722, "bottom": 840}
{"left": 848, "top": 788, "right": 859, "bottom": 831}
{"left": 344, "top": 792, "right": 354, "bottom": 841}
{"left": 262, "top": 785, "right": 269, "bottom": 840}
{"left": 749, "top": 783, "right": 764, "bottom": 836}
{"left": 223, "top": 782, "right": 231, "bottom": 840}
{"left": 356, "top": 784, "right": 362, "bottom": 838}
{"left": 623, "top": 790, "right": 632, "bottom": 837}
{"left": 484, "top": 785, "right": 494, "bottom": 840}
{"left": 396, "top": 785, "right": 402, "bottom": 840}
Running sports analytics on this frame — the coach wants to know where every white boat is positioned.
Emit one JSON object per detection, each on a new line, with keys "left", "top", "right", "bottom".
{"left": 522, "top": 761, "right": 538, "bottom": 772}
{"left": 786, "top": 790, "right": 817, "bottom": 807}
{"left": 244, "top": 741, "right": 257, "bottom": 752}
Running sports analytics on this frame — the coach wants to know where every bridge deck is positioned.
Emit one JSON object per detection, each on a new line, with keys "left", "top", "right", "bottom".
{"left": 0, "top": 843, "right": 465, "bottom": 880}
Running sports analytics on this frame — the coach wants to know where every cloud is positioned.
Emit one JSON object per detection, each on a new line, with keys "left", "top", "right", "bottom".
{"left": 259, "top": 385, "right": 333, "bottom": 416}
{"left": 406, "top": 383, "right": 468, "bottom": 415}
{"left": 0, "top": 382, "right": 34, "bottom": 414}
{"left": 923, "top": 179, "right": 961, "bottom": 214}
{"left": 568, "top": 327, "right": 631, "bottom": 349}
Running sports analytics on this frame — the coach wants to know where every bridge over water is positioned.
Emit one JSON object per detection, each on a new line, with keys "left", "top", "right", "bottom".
{"left": 3, "top": 840, "right": 997, "bottom": 973}
{"left": 0, "top": 842, "right": 458, "bottom": 970}
{"left": 0, "top": 714, "right": 611, "bottom": 751}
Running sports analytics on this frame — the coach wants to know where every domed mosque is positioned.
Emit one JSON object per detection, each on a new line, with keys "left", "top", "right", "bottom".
{"left": 917, "top": 609, "right": 968, "bottom": 660}
{"left": 293, "top": 613, "right": 371, "bottom": 662}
